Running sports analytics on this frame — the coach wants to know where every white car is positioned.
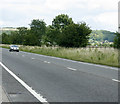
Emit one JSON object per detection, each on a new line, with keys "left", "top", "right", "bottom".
{"left": 9, "top": 45, "right": 19, "bottom": 52}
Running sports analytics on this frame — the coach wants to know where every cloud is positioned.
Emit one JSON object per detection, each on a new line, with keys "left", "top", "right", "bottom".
{"left": 1, "top": 0, "right": 118, "bottom": 11}
{"left": 95, "top": 12, "right": 118, "bottom": 25}
{"left": 83, "top": 11, "right": 118, "bottom": 31}
{"left": 0, "top": 20, "right": 4, "bottom": 25}
{"left": 44, "top": 0, "right": 118, "bottom": 10}
{"left": 86, "top": 0, "right": 118, "bottom": 10}
{"left": 0, "top": 0, "right": 119, "bottom": 31}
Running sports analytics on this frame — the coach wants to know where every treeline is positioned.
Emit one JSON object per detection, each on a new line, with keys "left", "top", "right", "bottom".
{"left": 1, "top": 14, "right": 120, "bottom": 48}
{"left": 114, "top": 32, "right": 120, "bottom": 48}
{"left": 1, "top": 14, "right": 92, "bottom": 47}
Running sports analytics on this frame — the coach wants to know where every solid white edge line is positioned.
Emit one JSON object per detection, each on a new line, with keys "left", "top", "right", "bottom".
{"left": 112, "top": 79, "right": 120, "bottom": 83}
{"left": 21, "top": 51, "right": 118, "bottom": 71}
{"left": 67, "top": 67, "right": 77, "bottom": 71}
{"left": 0, "top": 62, "right": 49, "bottom": 104}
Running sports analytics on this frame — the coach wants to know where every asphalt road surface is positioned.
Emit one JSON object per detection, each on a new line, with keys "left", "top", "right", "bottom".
{"left": 1, "top": 48, "right": 119, "bottom": 103}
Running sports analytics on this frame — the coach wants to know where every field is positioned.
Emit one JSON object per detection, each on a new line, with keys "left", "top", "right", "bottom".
{"left": 1, "top": 44, "right": 119, "bottom": 67}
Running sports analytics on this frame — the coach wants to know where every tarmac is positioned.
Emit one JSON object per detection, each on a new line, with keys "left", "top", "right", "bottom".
{"left": 0, "top": 63, "right": 9, "bottom": 103}
{"left": 0, "top": 86, "right": 10, "bottom": 103}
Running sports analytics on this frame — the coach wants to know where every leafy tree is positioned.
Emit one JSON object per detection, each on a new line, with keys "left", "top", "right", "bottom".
{"left": 52, "top": 14, "right": 74, "bottom": 31}
{"left": 58, "top": 22, "right": 92, "bottom": 47}
{"left": 10, "top": 31, "right": 20, "bottom": 44}
{"left": 49, "top": 14, "right": 74, "bottom": 46}
{"left": 30, "top": 19, "right": 46, "bottom": 46}
{"left": 45, "top": 25, "right": 60, "bottom": 45}
{"left": 23, "top": 30, "right": 38, "bottom": 46}
{"left": 17, "top": 27, "right": 28, "bottom": 45}
{"left": 2, "top": 33, "right": 11, "bottom": 44}
{"left": 114, "top": 32, "right": 120, "bottom": 48}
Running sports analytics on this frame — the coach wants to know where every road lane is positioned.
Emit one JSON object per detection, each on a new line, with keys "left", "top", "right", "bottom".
{"left": 20, "top": 49, "right": 118, "bottom": 80}
{"left": 2, "top": 67, "right": 40, "bottom": 102}
{"left": 2, "top": 48, "right": 118, "bottom": 102}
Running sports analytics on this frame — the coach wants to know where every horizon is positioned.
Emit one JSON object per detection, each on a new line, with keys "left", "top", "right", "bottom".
{"left": 0, "top": 26, "right": 116, "bottom": 33}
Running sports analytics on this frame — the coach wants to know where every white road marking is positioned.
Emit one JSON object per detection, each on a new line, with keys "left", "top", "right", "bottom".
{"left": 112, "top": 79, "right": 120, "bottom": 83}
{"left": 22, "top": 55, "right": 25, "bottom": 57}
{"left": 21, "top": 51, "right": 118, "bottom": 71}
{"left": 31, "top": 58, "right": 35, "bottom": 60}
{"left": 67, "top": 67, "right": 77, "bottom": 71}
{"left": 0, "top": 62, "right": 49, "bottom": 104}
{"left": 44, "top": 61, "right": 47, "bottom": 63}
{"left": 44, "top": 61, "right": 50, "bottom": 64}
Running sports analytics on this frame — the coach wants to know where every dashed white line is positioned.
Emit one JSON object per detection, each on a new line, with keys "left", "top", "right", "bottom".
{"left": 67, "top": 67, "right": 77, "bottom": 71}
{"left": 44, "top": 61, "right": 50, "bottom": 64}
{"left": 0, "top": 62, "right": 49, "bottom": 104}
{"left": 112, "top": 79, "right": 120, "bottom": 83}
{"left": 44, "top": 61, "right": 47, "bottom": 63}
{"left": 31, "top": 58, "right": 35, "bottom": 60}
{"left": 22, "top": 55, "right": 25, "bottom": 57}
{"left": 21, "top": 51, "right": 118, "bottom": 71}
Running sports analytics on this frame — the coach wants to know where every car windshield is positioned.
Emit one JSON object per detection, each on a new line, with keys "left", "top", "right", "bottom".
{"left": 11, "top": 45, "right": 18, "bottom": 47}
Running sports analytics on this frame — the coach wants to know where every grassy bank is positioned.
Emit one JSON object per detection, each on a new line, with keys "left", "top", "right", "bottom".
{"left": 1, "top": 44, "right": 119, "bottom": 67}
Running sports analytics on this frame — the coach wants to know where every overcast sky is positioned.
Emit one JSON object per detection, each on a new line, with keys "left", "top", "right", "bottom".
{"left": 0, "top": 0, "right": 119, "bottom": 32}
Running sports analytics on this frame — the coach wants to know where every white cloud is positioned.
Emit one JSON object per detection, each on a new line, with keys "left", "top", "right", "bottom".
{"left": 0, "top": 0, "right": 119, "bottom": 31}
{"left": 86, "top": 0, "right": 118, "bottom": 10}
{"left": 95, "top": 12, "right": 118, "bottom": 25}
{"left": 83, "top": 11, "right": 118, "bottom": 31}
{"left": 0, "top": 21, "right": 4, "bottom": 25}
{"left": 44, "top": 0, "right": 119, "bottom": 10}
{"left": 1, "top": 0, "right": 118, "bottom": 11}
{"left": 0, "top": 0, "right": 118, "bottom": 13}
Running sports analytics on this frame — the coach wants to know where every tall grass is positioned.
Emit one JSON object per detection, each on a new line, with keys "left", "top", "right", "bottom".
{"left": 1, "top": 44, "right": 119, "bottom": 67}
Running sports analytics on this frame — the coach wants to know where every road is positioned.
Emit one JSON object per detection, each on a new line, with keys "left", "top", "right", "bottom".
{"left": 1, "top": 48, "right": 119, "bottom": 103}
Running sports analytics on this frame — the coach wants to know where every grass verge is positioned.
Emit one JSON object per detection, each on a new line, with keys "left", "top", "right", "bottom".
{"left": 0, "top": 44, "right": 119, "bottom": 67}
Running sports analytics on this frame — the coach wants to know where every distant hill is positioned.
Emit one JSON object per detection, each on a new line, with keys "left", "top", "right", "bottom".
{"left": 0, "top": 27, "right": 17, "bottom": 35}
{"left": 90, "top": 30, "right": 115, "bottom": 42}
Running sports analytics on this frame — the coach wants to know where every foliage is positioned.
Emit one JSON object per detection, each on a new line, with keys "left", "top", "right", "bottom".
{"left": 89, "top": 30, "right": 115, "bottom": 47}
{"left": 52, "top": 14, "right": 74, "bottom": 31}
{"left": 58, "top": 22, "right": 92, "bottom": 47}
{"left": 23, "top": 30, "right": 39, "bottom": 46}
{"left": 30, "top": 19, "right": 46, "bottom": 46}
{"left": 2, "top": 33, "right": 12, "bottom": 44}
{"left": 17, "top": 27, "right": 28, "bottom": 44}
{"left": 114, "top": 32, "right": 120, "bottom": 48}
{"left": 2, "top": 44, "right": 118, "bottom": 67}
{"left": 90, "top": 30, "right": 115, "bottom": 42}
{"left": 44, "top": 25, "right": 60, "bottom": 45}
{"left": 1, "top": 14, "right": 93, "bottom": 48}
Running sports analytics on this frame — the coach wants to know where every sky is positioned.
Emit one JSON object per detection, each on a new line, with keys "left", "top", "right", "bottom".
{"left": 0, "top": 0, "right": 119, "bottom": 32}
